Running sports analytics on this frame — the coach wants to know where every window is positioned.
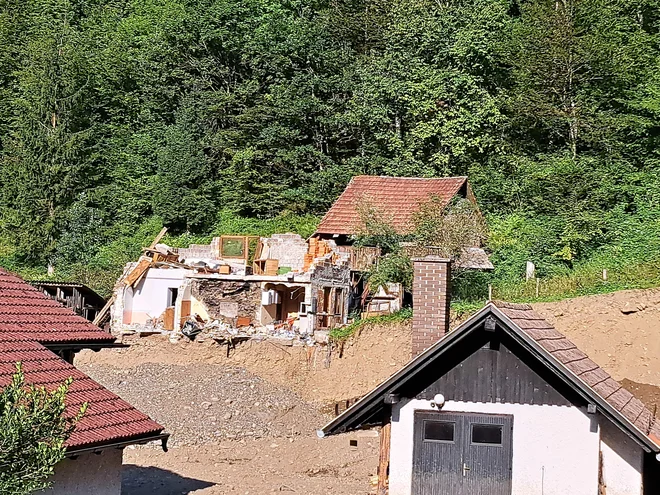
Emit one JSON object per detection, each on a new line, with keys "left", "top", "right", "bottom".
{"left": 471, "top": 424, "right": 503, "bottom": 445}
{"left": 423, "top": 421, "right": 455, "bottom": 443}
{"left": 167, "top": 288, "right": 178, "bottom": 307}
{"left": 221, "top": 237, "right": 245, "bottom": 258}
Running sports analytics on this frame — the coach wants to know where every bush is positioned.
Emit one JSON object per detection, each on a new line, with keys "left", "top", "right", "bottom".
{"left": 0, "top": 363, "right": 86, "bottom": 494}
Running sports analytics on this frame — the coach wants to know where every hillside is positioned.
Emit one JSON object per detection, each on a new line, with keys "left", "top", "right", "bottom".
{"left": 1, "top": 0, "right": 660, "bottom": 300}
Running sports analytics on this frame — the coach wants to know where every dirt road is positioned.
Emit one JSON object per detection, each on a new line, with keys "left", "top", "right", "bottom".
{"left": 121, "top": 437, "right": 377, "bottom": 495}
{"left": 78, "top": 354, "right": 380, "bottom": 494}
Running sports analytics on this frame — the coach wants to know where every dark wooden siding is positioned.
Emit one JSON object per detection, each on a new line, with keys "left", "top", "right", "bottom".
{"left": 416, "top": 340, "right": 572, "bottom": 407}
{"left": 644, "top": 452, "right": 660, "bottom": 495}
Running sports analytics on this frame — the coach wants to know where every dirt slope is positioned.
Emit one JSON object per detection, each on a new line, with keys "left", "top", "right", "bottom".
{"left": 532, "top": 288, "right": 660, "bottom": 388}
{"left": 78, "top": 321, "right": 412, "bottom": 404}
{"left": 78, "top": 287, "right": 660, "bottom": 406}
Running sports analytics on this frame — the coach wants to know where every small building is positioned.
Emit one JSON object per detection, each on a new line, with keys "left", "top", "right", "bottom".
{"left": 313, "top": 175, "right": 492, "bottom": 289}
{"left": 0, "top": 268, "right": 167, "bottom": 495}
{"left": 30, "top": 280, "right": 107, "bottom": 323}
{"left": 313, "top": 175, "right": 479, "bottom": 243}
{"left": 319, "top": 258, "right": 660, "bottom": 495}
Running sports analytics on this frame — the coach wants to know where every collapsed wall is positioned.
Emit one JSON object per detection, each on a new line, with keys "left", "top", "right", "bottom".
{"left": 191, "top": 279, "right": 260, "bottom": 324}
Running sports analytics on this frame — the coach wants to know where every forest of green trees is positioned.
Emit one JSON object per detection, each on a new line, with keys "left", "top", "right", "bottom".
{"left": 1, "top": 0, "right": 659, "bottom": 299}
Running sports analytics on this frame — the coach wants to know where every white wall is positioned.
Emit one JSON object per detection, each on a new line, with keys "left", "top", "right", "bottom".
{"left": 600, "top": 419, "right": 644, "bottom": 495}
{"left": 125, "top": 269, "right": 189, "bottom": 324}
{"left": 390, "top": 399, "right": 600, "bottom": 495}
{"left": 45, "top": 449, "right": 123, "bottom": 495}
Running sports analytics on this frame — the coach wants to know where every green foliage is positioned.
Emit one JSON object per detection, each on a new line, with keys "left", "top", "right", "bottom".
{"left": 329, "top": 308, "right": 413, "bottom": 343}
{"left": 0, "top": 363, "right": 86, "bottom": 494}
{"left": 0, "top": 0, "right": 659, "bottom": 302}
{"left": 368, "top": 252, "right": 414, "bottom": 290}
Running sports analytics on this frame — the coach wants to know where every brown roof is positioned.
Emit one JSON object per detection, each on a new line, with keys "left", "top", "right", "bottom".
{"left": 494, "top": 301, "right": 660, "bottom": 444}
{"left": 315, "top": 175, "right": 468, "bottom": 236}
{"left": 0, "top": 269, "right": 114, "bottom": 345}
{"left": 0, "top": 340, "right": 164, "bottom": 451}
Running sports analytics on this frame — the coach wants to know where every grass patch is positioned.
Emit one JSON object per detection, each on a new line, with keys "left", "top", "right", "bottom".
{"left": 492, "top": 259, "right": 660, "bottom": 303}
{"left": 329, "top": 308, "right": 413, "bottom": 343}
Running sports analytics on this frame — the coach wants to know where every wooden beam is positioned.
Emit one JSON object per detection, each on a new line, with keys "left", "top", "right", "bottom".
{"left": 377, "top": 421, "right": 391, "bottom": 494}
{"left": 148, "top": 227, "right": 168, "bottom": 250}
{"left": 93, "top": 295, "right": 115, "bottom": 327}
{"left": 124, "top": 258, "right": 151, "bottom": 287}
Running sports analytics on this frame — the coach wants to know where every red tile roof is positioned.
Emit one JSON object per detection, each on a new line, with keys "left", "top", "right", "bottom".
{"left": 494, "top": 301, "right": 660, "bottom": 444}
{"left": 0, "top": 269, "right": 114, "bottom": 345}
{"left": 315, "top": 175, "right": 468, "bottom": 236}
{"left": 0, "top": 340, "right": 164, "bottom": 451}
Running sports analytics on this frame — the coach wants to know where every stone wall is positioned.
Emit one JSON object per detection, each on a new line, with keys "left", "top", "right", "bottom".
{"left": 191, "top": 279, "right": 261, "bottom": 324}
{"left": 262, "top": 233, "right": 309, "bottom": 272}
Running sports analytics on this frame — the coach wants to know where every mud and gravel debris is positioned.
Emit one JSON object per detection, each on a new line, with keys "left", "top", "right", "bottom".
{"left": 78, "top": 362, "right": 327, "bottom": 447}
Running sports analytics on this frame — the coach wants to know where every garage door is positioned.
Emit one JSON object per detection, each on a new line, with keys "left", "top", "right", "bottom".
{"left": 412, "top": 411, "right": 513, "bottom": 495}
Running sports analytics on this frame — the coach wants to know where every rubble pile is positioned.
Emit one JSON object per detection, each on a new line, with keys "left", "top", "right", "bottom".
{"left": 79, "top": 362, "right": 326, "bottom": 447}
{"left": 109, "top": 229, "right": 353, "bottom": 347}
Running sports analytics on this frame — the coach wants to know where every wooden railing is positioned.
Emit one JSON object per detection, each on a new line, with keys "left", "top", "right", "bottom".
{"left": 348, "top": 246, "right": 381, "bottom": 271}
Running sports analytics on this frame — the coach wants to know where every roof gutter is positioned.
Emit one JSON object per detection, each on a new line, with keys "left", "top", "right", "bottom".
{"left": 65, "top": 432, "right": 169, "bottom": 458}
{"left": 44, "top": 342, "right": 128, "bottom": 352}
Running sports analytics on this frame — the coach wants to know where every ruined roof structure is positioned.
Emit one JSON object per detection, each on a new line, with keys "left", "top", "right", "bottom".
{"left": 314, "top": 175, "right": 474, "bottom": 236}
{"left": 321, "top": 301, "right": 660, "bottom": 452}
{"left": 0, "top": 268, "right": 166, "bottom": 453}
{"left": 0, "top": 268, "right": 115, "bottom": 345}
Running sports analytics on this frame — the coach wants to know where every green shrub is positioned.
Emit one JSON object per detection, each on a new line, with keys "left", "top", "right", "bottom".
{"left": 330, "top": 308, "right": 413, "bottom": 343}
{"left": 0, "top": 363, "right": 86, "bottom": 494}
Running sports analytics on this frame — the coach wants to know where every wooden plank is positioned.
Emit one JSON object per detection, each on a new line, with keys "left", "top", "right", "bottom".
{"left": 124, "top": 258, "right": 152, "bottom": 287}
{"left": 377, "top": 422, "right": 391, "bottom": 494}
{"left": 265, "top": 259, "right": 279, "bottom": 276}
{"left": 149, "top": 227, "right": 168, "bottom": 250}
{"left": 93, "top": 295, "right": 115, "bottom": 327}
{"left": 163, "top": 307, "right": 175, "bottom": 330}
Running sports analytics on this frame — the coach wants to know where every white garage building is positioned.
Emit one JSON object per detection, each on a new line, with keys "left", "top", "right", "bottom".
{"left": 319, "top": 260, "right": 660, "bottom": 495}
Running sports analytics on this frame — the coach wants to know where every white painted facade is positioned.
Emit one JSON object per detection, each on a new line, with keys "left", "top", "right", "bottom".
{"left": 45, "top": 449, "right": 123, "bottom": 495}
{"left": 123, "top": 268, "right": 189, "bottom": 325}
{"left": 389, "top": 398, "right": 646, "bottom": 495}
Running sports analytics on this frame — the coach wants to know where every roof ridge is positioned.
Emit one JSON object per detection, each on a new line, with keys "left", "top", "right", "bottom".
{"left": 354, "top": 175, "right": 468, "bottom": 180}
{"left": 491, "top": 300, "right": 533, "bottom": 311}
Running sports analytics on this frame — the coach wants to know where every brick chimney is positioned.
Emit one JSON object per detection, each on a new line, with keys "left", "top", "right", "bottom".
{"left": 412, "top": 256, "right": 451, "bottom": 357}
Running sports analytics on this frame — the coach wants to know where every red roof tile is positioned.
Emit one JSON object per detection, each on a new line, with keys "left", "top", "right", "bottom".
{"left": 0, "top": 269, "right": 114, "bottom": 345}
{"left": 494, "top": 301, "right": 660, "bottom": 443}
{"left": 315, "top": 175, "right": 469, "bottom": 236}
{"left": 0, "top": 340, "right": 164, "bottom": 451}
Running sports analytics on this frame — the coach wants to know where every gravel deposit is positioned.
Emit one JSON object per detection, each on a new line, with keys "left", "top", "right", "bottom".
{"left": 78, "top": 362, "right": 328, "bottom": 447}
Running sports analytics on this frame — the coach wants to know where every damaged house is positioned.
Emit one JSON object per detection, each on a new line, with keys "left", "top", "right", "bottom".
{"left": 110, "top": 233, "right": 352, "bottom": 343}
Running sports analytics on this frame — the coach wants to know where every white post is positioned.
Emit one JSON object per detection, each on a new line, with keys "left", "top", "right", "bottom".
{"left": 603, "top": 269, "right": 608, "bottom": 281}
{"left": 526, "top": 261, "right": 536, "bottom": 281}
